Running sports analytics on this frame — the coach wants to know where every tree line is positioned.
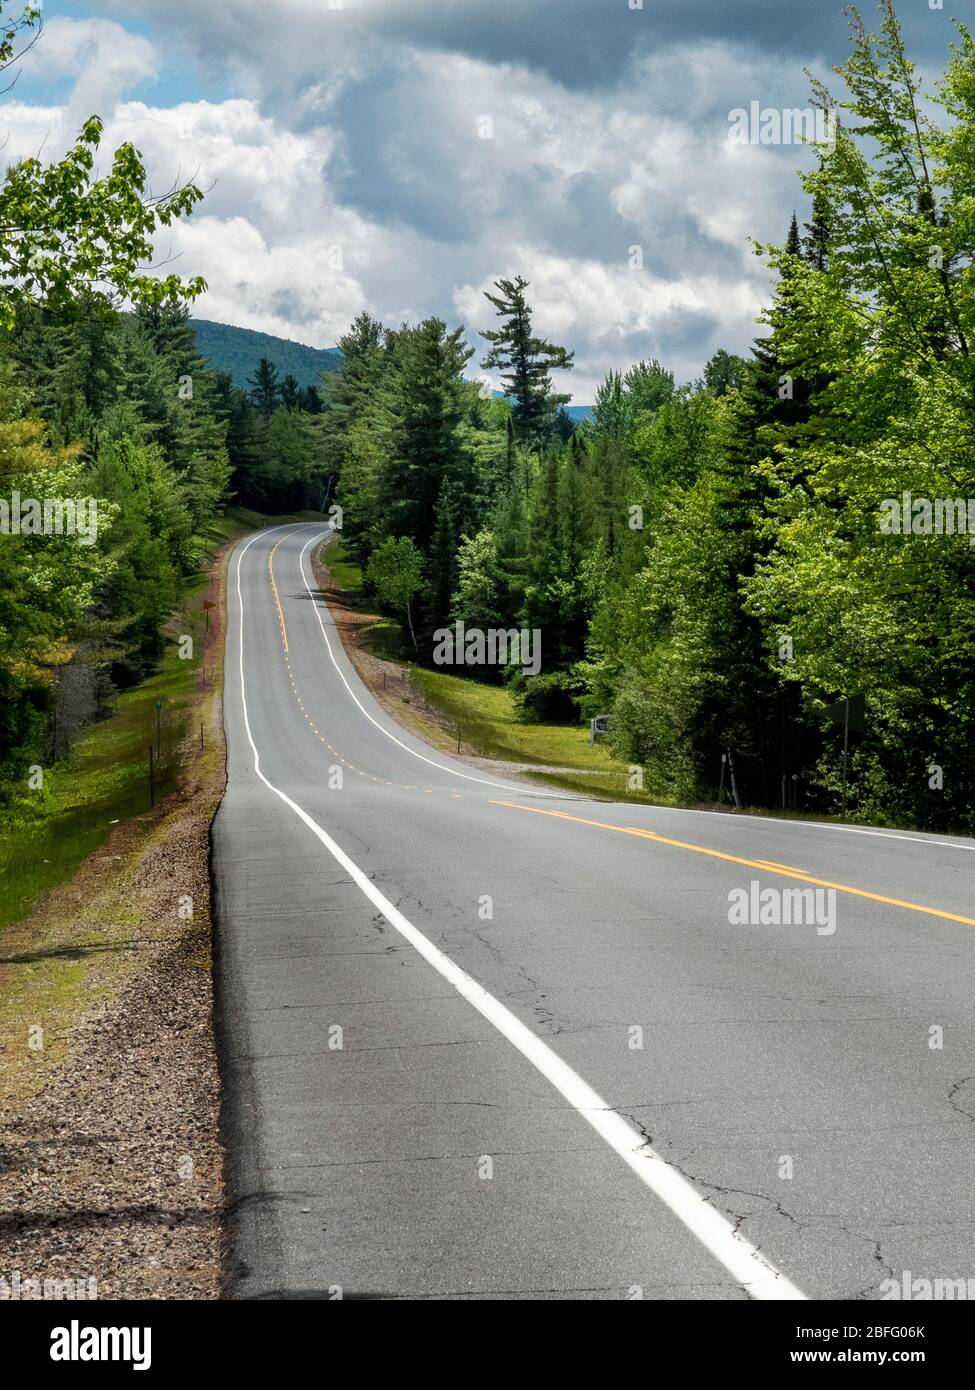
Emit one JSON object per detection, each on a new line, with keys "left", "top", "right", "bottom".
{"left": 2, "top": 0, "right": 973, "bottom": 835}
{"left": 0, "top": 292, "right": 341, "bottom": 804}
{"left": 328, "top": 4, "right": 975, "bottom": 832}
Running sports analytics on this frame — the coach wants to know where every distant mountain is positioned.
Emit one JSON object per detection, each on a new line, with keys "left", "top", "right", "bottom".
{"left": 191, "top": 318, "right": 342, "bottom": 389}
{"left": 192, "top": 318, "right": 594, "bottom": 418}
{"left": 491, "top": 392, "right": 592, "bottom": 423}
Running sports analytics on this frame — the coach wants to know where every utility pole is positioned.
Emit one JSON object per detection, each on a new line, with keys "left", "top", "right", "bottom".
{"left": 825, "top": 693, "right": 863, "bottom": 819}
{"left": 841, "top": 696, "right": 850, "bottom": 818}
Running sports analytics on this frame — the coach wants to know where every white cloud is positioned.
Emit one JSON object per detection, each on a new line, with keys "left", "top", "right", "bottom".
{"left": 1, "top": 7, "right": 849, "bottom": 397}
{"left": 18, "top": 18, "right": 156, "bottom": 133}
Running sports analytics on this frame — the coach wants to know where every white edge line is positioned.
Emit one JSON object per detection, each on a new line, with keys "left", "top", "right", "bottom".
{"left": 675, "top": 807, "right": 975, "bottom": 852}
{"left": 295, "top": 529, "right": 571, "bottom": 798}
{"left": 289, "top": 522, "right": 973, "bottom": 845}
{"left": 232, "top": 526, "right": 808, "bottom": 1302}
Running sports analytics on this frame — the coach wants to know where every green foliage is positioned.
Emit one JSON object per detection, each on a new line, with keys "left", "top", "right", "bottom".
{"left": 480, "top": 275, "right": 574, "bottom": 446}
{"left": 451, "top": 530, "right": 505, "bottom": 629}
{"left": 0, "top": 3, "right": 206, "bottom": 330}
{"left": 366, "top": 536, "right": 426, "bottom": 648}
{"left": 316, "top": 3, "right": 975, "bottom": 830}
{"left": 0, "top": 12, "right": 236, "bottom": 804}
{"left": 248, "top": 357, "right": 280, "bottom": 420}
{"left": 511, "top": 670, "right": 585, "bottom": 724}
{"left": 703, "top": 349, "right": 749, "bottom": 397}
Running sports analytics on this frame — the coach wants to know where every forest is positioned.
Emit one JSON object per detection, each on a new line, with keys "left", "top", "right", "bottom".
{"left": 321, "top": 3, "right": 975, "bottom": 832}
{"left": 2, "top": 0, "right": 974, "bottom": 832}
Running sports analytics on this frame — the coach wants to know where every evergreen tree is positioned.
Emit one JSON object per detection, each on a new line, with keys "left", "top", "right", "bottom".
{"left": 480, "top": 276, "right": 574, "bottom": 447}
{"left": 299, "top": 383, "right": 322, "bottom": 414}
{"left": 321, "top": 312, "right": 386, "bottom": 477}
{"left": 249, "top": 357, "right": 281, "bottom": 420}
{"left": 703, "top": 349, "right": 748, "bottom": 397}
{"left": 384, "top": 319, "right": 474, "bottom": 551}
{"left": 279, "top": 374, "right": 302, "bottom": 411}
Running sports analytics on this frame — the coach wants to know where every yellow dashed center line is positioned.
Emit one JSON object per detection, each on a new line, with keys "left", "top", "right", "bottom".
{"left": 267, "top": 535, "right": 290, "bottom": 653}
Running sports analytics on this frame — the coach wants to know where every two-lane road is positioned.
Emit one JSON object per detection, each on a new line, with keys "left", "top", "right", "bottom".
{"left": 213, "top": 523, "right": 975, "bottom": 1300}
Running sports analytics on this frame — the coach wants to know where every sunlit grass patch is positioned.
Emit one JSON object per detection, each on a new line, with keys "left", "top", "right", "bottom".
{"left": 0, "top": 507, "right": 285, "bottom": 933}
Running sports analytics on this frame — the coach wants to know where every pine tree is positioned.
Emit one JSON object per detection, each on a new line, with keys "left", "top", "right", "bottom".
{"left": 384, "top": 319, "right": 474, "bottom": 551}
{"left": 213, "top": 375, "right": 263, "bottom": 505}
{"left": 299, "top": 383, "right": 322, "bottom": 414}
{"left": 803, "top": 188, "right": 831, "bottom": 272}
{"left": 249, "top": 357, "right": 281, "bottom": 420}
{"left": 320, "top": 312, "right": 386, "bottom": 476}
{"left": 280, "top": 374, "right": 302, "bottom": 411}
{"left": 480, "top": 276, "right": 573, "bottom": 447}
{"left": 427, "top": 482, "right": 462, "bottom": 633}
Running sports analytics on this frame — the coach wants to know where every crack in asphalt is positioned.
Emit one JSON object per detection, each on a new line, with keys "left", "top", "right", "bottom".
{"left": 632, "top": 1133, "right": 908, "bottom": 1300}
{"left": 616, "top": 1110, "right": 654, "bottom": 1151}
{"left": 948, "top": 1075, "right": 975, "bottom": 1124}
{"left": 849, "top": 1234, "right": 897, "bottom": 1300}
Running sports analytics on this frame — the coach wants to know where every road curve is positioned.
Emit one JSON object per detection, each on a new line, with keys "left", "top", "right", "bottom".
{"left": 212, "top": 522, "right": 975, "bottom": 1300}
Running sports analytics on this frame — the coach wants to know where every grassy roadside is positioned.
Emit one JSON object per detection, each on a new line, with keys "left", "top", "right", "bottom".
{"left": 0, "top": 507, "right": 324, "bottom": 935}
{"left": 317, "top": 535, "right": 646, "bottom": 802}
{"left": 0, "top": 507, "right": 315, "bottom": 1114}
{"left": 317, "top": 537, "right": 903, "bottom": 832}
{"left": 0, "top": 510, "right": 245, "bottom": 1108}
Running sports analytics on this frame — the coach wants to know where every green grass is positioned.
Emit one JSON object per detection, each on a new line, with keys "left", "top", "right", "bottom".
{"left": 409, "top": 666, "right": 641, "bottom": 799}
{"left": 320, "top": 535, "right": 642, "bottom": 802}
{"left": 322, "top": 537, "right": 368, "bottom": 597}
{"left": 0, "top": 507, "right": 290, "bottom": 934}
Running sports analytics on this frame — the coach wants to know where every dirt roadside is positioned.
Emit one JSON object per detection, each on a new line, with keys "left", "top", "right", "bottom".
{"left": 0, "top": 532, "right": 243, "bottom": 1301}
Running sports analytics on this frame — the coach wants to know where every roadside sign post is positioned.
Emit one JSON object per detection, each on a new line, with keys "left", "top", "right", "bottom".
{"left": 842, "top": 698, "right": 850, "bottom": 817}
{"left": 824, "top": 694, "right": 865, "bottom": 819}
{"left": 590, "top": 714, "right": 610, "bottom": 746}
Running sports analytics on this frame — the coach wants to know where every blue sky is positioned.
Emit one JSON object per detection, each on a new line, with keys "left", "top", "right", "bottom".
{"left": 4, "top": 1, "right": 964, "bottom": 400}
{"left": 24, "top": 0, "right": 219, "bottom": 105}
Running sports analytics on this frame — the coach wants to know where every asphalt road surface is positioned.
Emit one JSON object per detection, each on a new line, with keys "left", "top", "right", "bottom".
{"left": 213, "top": 522, "right": 975, "bottom": 1301}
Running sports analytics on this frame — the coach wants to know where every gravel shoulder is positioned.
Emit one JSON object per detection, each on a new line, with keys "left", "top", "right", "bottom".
{"left": 0, "top": 533, "right": 238, "bottom": 1301}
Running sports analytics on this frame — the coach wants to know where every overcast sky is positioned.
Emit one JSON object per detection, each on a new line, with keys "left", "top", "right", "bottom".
{"left": 5, "top": 1, "right": 962, "bottom": 401}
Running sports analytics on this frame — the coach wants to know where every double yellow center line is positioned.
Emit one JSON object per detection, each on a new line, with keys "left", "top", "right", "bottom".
{"left": 267, "top": 531, "right": 973, "bottom": 933}
{"left": 491, "top": 801, "right": 975, "bottom": 929}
